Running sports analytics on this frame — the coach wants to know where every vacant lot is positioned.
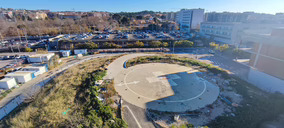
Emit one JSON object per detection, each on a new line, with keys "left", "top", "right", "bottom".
{"left": 1, "top": 55, "right": 127, "bottom": 128}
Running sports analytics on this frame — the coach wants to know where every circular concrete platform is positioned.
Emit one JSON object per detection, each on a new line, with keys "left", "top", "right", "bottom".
{"left": 114, "top": 63, "right": 220, "bottom": 112}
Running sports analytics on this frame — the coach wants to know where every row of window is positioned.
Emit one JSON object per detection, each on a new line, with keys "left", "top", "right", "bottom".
{"left": 201, "top": 25, "right": 233, "bottom": 30}
{"left": 201, "top": 29, "right": 232, "bottom": 36}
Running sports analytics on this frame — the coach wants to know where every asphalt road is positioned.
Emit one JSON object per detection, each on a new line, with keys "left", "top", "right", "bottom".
{"left": 106, "top": 53, "right": 157, "bottom": 128}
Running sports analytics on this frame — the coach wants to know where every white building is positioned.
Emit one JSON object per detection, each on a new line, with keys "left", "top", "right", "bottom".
{"left": 200, "top": 22, "right": 284, "bottom": 46}
{"left": 28, "top": 53, "right": 55, "bottom": 63}
{"left": 74, "top": 49, "right": 87, "bottom": 55}
{"left": 5, "top": 72, "right": 34, "bottom": 84}
{"left": 60, "top": 50, "right": 71, "bottom": 57}
{"left": 0, "top": 78, "right": 17, "bottom": 90}
{"left": 21, "top": 65, "right": 47, "bottom": 76}
{"left": 200, "top": 22, "right": 241, "bottom": 45}
{"left": 176, "top": 9, "right": 204, "bottom": 32}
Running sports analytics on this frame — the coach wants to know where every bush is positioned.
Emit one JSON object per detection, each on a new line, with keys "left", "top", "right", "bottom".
{"left": 25, "top": 47, "right": 33, "bottom": 52}
{"left": 102, "top": 42, "right": 122, "bottom": 48}
{"left": 149, "top": 41, "right": 162, "bottom": 47}
{"left": 175, "top": 40, "right": 194, "bottom": 47}
{"left": 161, "top": 42, "right": 169, "bottom": 47}
{"left": 76, "top": 42, "right": 98, "bottom": 49}
{"left": 134, "top": 41, "right": 144, "bottom": 47}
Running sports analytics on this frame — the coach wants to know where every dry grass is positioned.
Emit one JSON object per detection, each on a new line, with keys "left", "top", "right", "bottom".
{"left": 6, "top": 56, "right": 118, "bottom": 128}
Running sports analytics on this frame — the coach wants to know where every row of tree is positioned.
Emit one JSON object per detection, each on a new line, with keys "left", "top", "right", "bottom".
{"left": 0, "top": 15, "right": 118, "bottom": 38}
{"left": 73, "top": 40, "right": 194, "bottom": 49}
{"left": 209, "top": 42, "right": 229, "bottom": 52}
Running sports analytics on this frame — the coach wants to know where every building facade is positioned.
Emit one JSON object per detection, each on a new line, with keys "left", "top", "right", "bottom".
{"left": 166, "top": 12, "right": 176, "bottom": 21}
{"left": 241, "top": 28, "right": 284, "bottom": 93}
{"left": 176, "top": 9, "right": 204, "bottom": 32}
{"left": 200, "top": 22, "right": 241, "bottom": 45}
{"left": 205, "top": 12, "right": 249, "bottom": 22}
{"left": 200, "top": 22, "right": 284, "bottom": 46}
{"left": 0, "top": 78, "right": 17, "bottom": 90}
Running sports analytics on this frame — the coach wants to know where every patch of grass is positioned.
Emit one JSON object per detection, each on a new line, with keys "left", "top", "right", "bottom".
{"left": 2, "top": 56, "right": 127, "bottom": 128}
{"left": 127, "top": 55, "right": 229, "bottom": 79}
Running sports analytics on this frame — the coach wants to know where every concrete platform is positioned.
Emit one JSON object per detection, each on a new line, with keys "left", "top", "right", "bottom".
{"left": 114, "top": 63, "right": 220, "bottom": 112}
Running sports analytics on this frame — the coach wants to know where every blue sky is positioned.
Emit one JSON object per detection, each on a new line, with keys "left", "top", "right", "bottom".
{"left": 0, "top": 0, "right": 283, "bottom": 14}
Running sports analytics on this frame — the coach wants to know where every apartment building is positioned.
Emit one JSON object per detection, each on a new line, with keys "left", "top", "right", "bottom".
{"left": 176, "top": 9, "right": 204, "bottom": 32}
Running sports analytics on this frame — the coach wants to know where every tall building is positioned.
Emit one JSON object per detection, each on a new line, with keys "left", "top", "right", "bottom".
{"left": 176, "top": 9, "right": 204, "bottom": 32}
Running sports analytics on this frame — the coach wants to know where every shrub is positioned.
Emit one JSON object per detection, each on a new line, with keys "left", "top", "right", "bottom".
{"left": 25, "top": 47, "right": 33, "bottom": 52}
{"left": 175, "top": 40, "right": 194, "bottom": 47}
{"left": 134, "top": 41, "right": 144, "bottom": 47}
{"left": 149, "top": 41, "right": 162, "bottom": 47}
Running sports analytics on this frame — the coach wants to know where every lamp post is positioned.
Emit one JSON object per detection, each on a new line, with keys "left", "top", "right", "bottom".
{"left": 173, "top": 41, "right": 175, "bottom": 54}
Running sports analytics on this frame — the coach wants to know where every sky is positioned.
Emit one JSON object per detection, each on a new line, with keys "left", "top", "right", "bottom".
{"left": 0, "top": 0, "right": 283, "bottom": 14}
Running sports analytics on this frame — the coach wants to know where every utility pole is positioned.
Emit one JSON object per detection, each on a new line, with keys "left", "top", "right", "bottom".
{"left": 172, "top": 42, "right": 175, "bottom": 54}
{"left": 14, "top": 17, "right": 22, "bottom": 52}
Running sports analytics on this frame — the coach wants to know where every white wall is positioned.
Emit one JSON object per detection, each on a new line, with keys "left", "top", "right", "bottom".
{"left": 6, "top": 73, "right": 33, "bottom": 84}
{"left": 28, "top": 53, "right": 54, "bottom": 63}
{"left": 191, "top": 9, "right": 204, "bottom": 29}
{"left": 248, "top": 68, "right": 284, "bottom": 94}
{"left": 74, "top": 49, "right": 87, "bottom": 55}
{"left": 28, "top": 57, "right": 43, "bottom": 63}
{"left": 0, "top": 78, "right": 17, "bottom": 89}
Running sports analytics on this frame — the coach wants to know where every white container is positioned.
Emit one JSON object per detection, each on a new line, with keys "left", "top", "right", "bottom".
{"left": 5, "top": 72, "right": 34, "bottom": 84}
{"left": 0, "top": 78, "right": 17, "bottom": 90}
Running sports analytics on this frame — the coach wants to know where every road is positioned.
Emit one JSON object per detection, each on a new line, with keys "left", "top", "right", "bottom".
{"left": 0, "top": 54, "right": 116, "bottom": 108}
{"left": 106, "top": 53, "right": 156, "bottom": 128}
{"left": 201, "top": 52, "right": 250, "bottom": 80}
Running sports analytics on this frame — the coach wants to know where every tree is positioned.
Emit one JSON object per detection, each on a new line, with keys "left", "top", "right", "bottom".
{"left": 134, "top": 41, "right": 144, "bottom": 47}
{"left": 219, "top": 44, "right": 229, "bottom": 52}
{"left": 136, "top": 15, "right": 143, "bottom": 20}
{"left": 25, "top": 47, "right": 33, "bottom": 52}
{"left": 209, "top": 42, "right": 217, "bottom": 48}
{"left": 112, "top": 14, "right": 121, "bottom": 22}
{"left": 102, "top": 42, "right": 121, "bottom": 48}
{"left": 149, "top": 41, "right": 162, "bottom": 47}
{"left": 120, "top": 16, "right": 129, "bottom": 26}
{"left": 76, "top": 42, "right": 98, "bottom": 49}
{"left": 161, "top": 42, "right": 169, "bottom": 47}
{"left": 175, "top": 40, "right": 194, "bottom": 47}
{"left": 147, "top": 24, "right": 160, "bottom": 31}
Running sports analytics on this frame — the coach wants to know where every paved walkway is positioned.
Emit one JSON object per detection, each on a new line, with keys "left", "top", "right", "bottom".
{"left": 105, "top": 53, "right": 154, "bottom": 79}
{"left": 115, "top": 63, "right": 220, "bottom": 112}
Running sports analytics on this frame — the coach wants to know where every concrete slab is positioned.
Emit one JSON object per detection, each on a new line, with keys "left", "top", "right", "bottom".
{"left": 114, "top": 63, "right": 220, "bottom": 112}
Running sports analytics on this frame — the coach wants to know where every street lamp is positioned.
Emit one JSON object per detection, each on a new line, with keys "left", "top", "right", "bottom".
{"left": 173, "top": 41, "right": 176, "bottom": 54}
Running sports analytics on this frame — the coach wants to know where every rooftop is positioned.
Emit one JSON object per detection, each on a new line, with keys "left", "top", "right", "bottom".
{"left": 5, "top": 71, "right": 32, "bottom": 76}
{"left": 0, "top": 77, "right": 14, "bottom": 82}
{"left": 29, "top": 53, "right": 54, "bottom": 58}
